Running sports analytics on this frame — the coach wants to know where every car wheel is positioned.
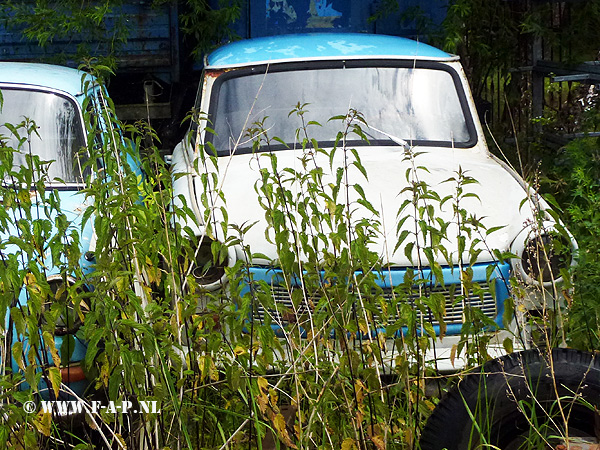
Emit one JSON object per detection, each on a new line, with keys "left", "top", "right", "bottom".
{"left": 420, "top": 348, "right": 600, "bottom": 450}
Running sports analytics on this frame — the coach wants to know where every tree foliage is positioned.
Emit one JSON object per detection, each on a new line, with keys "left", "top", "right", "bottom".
{"left": 1, "top": 0, "right": 242, "bottom": 69}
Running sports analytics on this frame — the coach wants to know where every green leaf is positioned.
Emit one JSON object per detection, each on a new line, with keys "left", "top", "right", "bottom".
{"left": 486, "top": 264, "right": 497, "bottom": 281}
{"left": 84, "top": 328, "right": 104, "bottom": 368}
{"left": 60, "top": 334, "right": 77, "bottom": 366}
{"left": 503, "top": 337, "right": 514, "bottom": 354}
{"left": 486, "top": 225, "right": 505, "bottom": 236}
{"left": 404, "top": 242, "right": 415, "bottom": 263}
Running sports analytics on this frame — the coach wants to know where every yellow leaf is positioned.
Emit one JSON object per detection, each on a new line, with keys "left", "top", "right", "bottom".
{"left": 404, "top": 427, "right": 414, "bottom": 447}
{"left": 256, "top": 391, "right": 269, "bottom": 415}
{"left": 199, "top": 355, "right": 219, "bottom": 382}
{"left": 372, "top": 435, "right": 386, "bottom": 450}
{"left": 24, "top": 273, "right": 42, "bottom": 295}
{"left": 116, "top": 276, "right": 127, "bottom": 294}
{"left": 377, "top": 332, "right": 386, "bottom": 349}
{"left": 358, "top": 319, "right": 368, "bottom": 335}
{"left": 144, "top": 256, "right": 162, "bottom": 285}
{"left": 85, "top": 412, "right": 98, "bottom": 430}
{"left": 268, "top": 388, "right": 279, "bottom": 405}
{"left": 326, "top": 200, "right": 336, "bottom": 218}
{"left": 356, "top": 409, "right": 364, "bottom": 424}
{"left": 341, "top": 437, "right": 357, "bottom": 450}
{"left": 114, "top": 434, "right": 126, "bottom": 448}
{"left": 233, "top": 345, "right": 246, "bottom": 356}
{"left": 100, "top": 355, "right": 110, "bottom": 387}
{"left": 18, "top": 190, "right": 31, "bottom": 205}
{"left": 198, "top": 355, "right": 206, "bottom": 382}
{"left": 33, "top": 411, "right": 52, "bottom": 437}
{"left": 142, "top": 284, "right": 153, "bottom": 300}
{"left": 354, "top": 379, "right": 365, "bottom": 404}
{"left": 272, "top": 413, "right": 297, "bottom": 449}
{"left": 367, "top": 423, "right": 384, "bottom": 438}
{"left": 255, "top": 376, "right": 270, "bottom": 415}
{"left": 24, "top": 273, "right": 36, "bottom": 286}
{"left": 170, "top": 314, "right": 179, "bottom": 336}
{"left": 209, "top": 358, "right": 219, "bottom": 382}
{"left": 257, "top": 376, "right": 269, "bottom": 393}
{"left": 450, "top": 344, "right": 457, "bottom": 368}
{"left": 177, "top": 301, "right": 185, "bottom": 325}
{"left": 43, "top": 331, "right": 61, "bottom": 368}
{"left": 76, "top": 299, "right": 88, "bottom": 324}
{"left": 27, "top": 346, "right": 37, "bottom": 365}
{"left": 563, "top": 289, "right": 573, "bottom": 307}
{"left": 11, "top": 341, "right": 25, "bottom": 371}
{"left": 273, "top": 413, "right": 286, "bottom": 433}
{"left": 47, "top": 366, "right": 62, "bottom": 399}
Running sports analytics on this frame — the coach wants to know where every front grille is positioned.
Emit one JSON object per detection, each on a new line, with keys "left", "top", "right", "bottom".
{"left": 252, "top": 281, "right": 497, "bottom": 329}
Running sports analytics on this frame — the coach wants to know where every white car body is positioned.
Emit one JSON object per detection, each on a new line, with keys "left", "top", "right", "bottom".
{"left": 171, "top": 34, "right": 573, "bottom": 372}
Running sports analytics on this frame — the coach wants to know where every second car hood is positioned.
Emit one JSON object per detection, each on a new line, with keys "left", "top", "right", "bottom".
{"left": 0, "top": 187, "right": 94, "bottom": 272}
{"left": 175, "top": 144, "right": 539, "bottom": 267}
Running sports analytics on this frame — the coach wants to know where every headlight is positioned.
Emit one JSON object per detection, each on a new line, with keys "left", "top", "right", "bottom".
{"left": 181, "top": 236, "right": 233, "bottom": 291}
{"left": 511, "top": 224, "right": 576, "bottom": 287}
{"left": 191, "top": 238, "right": 225, "bottom": 284}
{"left": 45, "top": 275, "right": 90, "bottom": 336}
{"left": 521, "top": 233, "right": 570, "bottom": 283}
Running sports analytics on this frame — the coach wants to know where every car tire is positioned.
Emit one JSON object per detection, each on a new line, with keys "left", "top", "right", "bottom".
{"left": 419, "top": 348, "right": 600, "bottom": 450}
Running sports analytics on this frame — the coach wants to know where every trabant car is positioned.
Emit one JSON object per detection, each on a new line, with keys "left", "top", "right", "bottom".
{"left": 171, "top": 33, "right": 575, "bottom": 371}
{"left": 0, "top": 62, "right": 139, "bottom": 397}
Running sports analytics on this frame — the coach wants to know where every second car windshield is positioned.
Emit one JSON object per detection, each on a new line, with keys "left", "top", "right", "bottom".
{"left": 209, "top": 63, "right": 473, "bottom": 154}
{"left": 0, "top": 87, "right": 87, "bottom": 183}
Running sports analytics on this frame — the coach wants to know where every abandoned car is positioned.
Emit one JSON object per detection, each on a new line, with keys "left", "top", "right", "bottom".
{"left": 0, "top": 62, "right": 139, "bottom": 398}
{"left": 171, "top": 33, "right": 576, "bottom": 372}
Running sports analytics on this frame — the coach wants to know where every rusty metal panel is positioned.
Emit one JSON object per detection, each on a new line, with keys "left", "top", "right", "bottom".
{"left": 225, "top": 0, "right": 447, "bottom": 39}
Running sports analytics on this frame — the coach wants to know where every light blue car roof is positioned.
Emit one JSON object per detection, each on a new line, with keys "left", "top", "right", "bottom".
{"left": 206, "top": 33, "right": 453, "bottom": 68}
{"left": 0, "top": 62, "right": 94, "bottom": 105}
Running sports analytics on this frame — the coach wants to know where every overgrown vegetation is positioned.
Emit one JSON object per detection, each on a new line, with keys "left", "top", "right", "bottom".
{"left": 445, "top": 1, "right": 600, "bottom": 356}
{"left": 0, "top": 76, "right": 582, "bottom": 448}
{"left": 549, "top": 136, "right": 600, "bottom": 351}
{"left": 0, "top": 0, "right": 599, "bottom": 448}
{"left": 417, "top": 0, "right": 600, "bottom": 355}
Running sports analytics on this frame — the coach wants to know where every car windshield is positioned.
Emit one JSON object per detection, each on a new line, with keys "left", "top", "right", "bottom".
{"left": 209, "top": 63, "right": 474, "bottom": 155}
{"left": 0, "top": 87, "right": 87, "bottom": 183}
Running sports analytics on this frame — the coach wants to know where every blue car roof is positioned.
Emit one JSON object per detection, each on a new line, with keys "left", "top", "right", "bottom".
{"left": 206, "top": 33, "right": 453, "bottom": 68}
{"left": 0, "top": 62, "right": 94, "bottom": 104}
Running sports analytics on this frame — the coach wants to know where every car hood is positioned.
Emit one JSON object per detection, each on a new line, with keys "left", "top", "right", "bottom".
{"left": 173, "top": 144, "right": 542, "bottom": 267}
{"left": 0, "top": 187, "right": 94, "bottom": 272}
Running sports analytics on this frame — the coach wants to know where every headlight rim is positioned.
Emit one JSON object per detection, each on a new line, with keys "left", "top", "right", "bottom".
{"left": 182, "top": 235, "right": 235, "bottom": 292}
{"left": 44, "top": 274, "right": 90, "bottom": 336}
{"left": 510, "top": 223, "right": 577, "bottom": 288}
